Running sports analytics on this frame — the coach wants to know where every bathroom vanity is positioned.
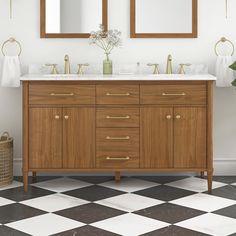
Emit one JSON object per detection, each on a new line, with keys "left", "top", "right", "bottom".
{"left": 21, "top": 74, "right": 215, "bottom": 192}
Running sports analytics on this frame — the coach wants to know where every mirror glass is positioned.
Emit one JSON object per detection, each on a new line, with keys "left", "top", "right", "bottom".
{"left": 41, "top": 0, "right": 107, "bottom": 37}
{"left": 131, "top": 0, "right": 197, "bottom": 38}
{"left": 136, "top": 0, "right": 192, "bottom": 33}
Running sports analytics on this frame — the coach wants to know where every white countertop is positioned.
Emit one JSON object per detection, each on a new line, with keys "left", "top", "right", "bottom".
{"left": 21, "top": 74, "right": 216, "bottom": 81}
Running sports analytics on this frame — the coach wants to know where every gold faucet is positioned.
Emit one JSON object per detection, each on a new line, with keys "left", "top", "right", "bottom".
{"left": 166, "top": 54, "right": 172, "bottom": 74}
{"left": 147, "top": 63, "right": 160, "bottom": 75}
{"left": 64, "top": 55, "right": 70, "bottom": 74}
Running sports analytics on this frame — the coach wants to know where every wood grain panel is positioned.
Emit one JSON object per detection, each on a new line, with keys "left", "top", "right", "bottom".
{"left": 174, "top": 107, "right": 207, "bottom": 168}
{"left": 29, "top": 108, "right": 62, "bottom": 169}
{"left": 96, "top": 108, "right": 140, "bottom": 127}
{"left": 140, "top": 84, "right": 206, "bottom": 105}
{"left": 96, "top": 128, "right": 139, "bottom": 168}
{"left": 96, "top": 85, "right": 139, "bottom": 104}
{"left": 141, "top": 107, "right": 173, "bottom": 168}
{"left": 63, "top": 108, "right": 95, "bottom": 169}
{"left": 29, "top": 84, "right": 95, "bottom": 105}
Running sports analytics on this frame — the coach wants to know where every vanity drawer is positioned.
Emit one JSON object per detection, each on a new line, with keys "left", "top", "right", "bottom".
{"left": 29, "top": 84, "right": 95, "bottom": 105}
{"left": 96, "top": 108, "right": 140, "bottom": 127}
{"left": 96, "top": 85, "right": 139, "bottom": 104}
{"left": 96, "top": 128, "right": 139, "bottom": 168}
{"left": 140, "top": 84, "right": 207, "bottom": 105}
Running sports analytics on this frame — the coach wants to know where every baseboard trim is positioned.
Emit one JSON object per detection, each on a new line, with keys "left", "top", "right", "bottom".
{"left": 13, "top": 158, "right": 236, "bottom": 176}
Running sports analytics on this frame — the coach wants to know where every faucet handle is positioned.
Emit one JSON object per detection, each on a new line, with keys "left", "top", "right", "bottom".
{"left": 178, "top": 63, "right": 191, "bottom": 74}
{"left": 45, "top": 64, "right": 58, "bottom": 74}
{"left": 147, "top": 63, "right": 160, "bottom": 75}
{"left": 77, "top": 63, "right": 89, "bottom": 75}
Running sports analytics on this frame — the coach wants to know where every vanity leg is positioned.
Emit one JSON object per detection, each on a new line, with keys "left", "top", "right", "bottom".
{"left": 200, "top": 171, "right": 205, "bottom": 178}
{"left": 115, "top": 172, "right": 121, "bottom": 182}
{"left": 207, "top": 170, "right": 213, "bottom": 193}
{"left": 23, "top": 171, "right": 28, "bottom": 192}
{"left": 32, "top": 172, "right": 37, "bottom": 182}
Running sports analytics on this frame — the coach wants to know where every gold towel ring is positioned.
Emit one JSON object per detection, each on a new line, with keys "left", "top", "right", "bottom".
{"left": 215, "top": 37, "right": 235, "bottom": 56}
{"left": 1, "top": 37, "right": 22, "bottom": 56}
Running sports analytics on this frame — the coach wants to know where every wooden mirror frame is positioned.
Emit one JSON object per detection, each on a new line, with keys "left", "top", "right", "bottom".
{"left": 130, "top": 0, "right": 198, "bottom": 38}
{"left": 40, "top": 0, "right": 108, "bottom": 38}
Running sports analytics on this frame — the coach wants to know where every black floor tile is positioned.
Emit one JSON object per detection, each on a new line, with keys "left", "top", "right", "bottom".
{"left": 134, "top": 185, "right": 196, "bottom": 201}
{"left": 140, "top": 225, "right": 211, "bottom": 236}
{"left": 63, "top": 185, "right": 125, "bottom": 201}
{"left": 0, "top": 225, "right": 31, "bottom": 236}
{"left": 14, "top": 176, "right": 61, "bottom": 184}
{"left": 0, "top": 185, "right": 55, "bottom": 202}
{"left": 134, "top": 203, "right": 206, "bottom": 224}
{"left": 69, "top": 176, "right": 115, "bottom": 184}
{"left": 135, "top": 176, "right": 189, "bottom": 184}
{"left": 204, "top": 185, "right": 236, "bottom": 200}
{"left": 0, "top": 203, "right": 46, "bottom": 224}
{"left": 55, "top": 203, "right": 126, "bottom": 224}
{"left": 198, "top": 176, "right": 236, "bottom": 184}
{"left": 213, "top": 204, "right": 236, "bottom": 219}
{"left": 51, "top": 225, "right": 121, "bottom": 236}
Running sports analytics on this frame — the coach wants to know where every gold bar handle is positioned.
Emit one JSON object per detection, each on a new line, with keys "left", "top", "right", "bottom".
{"left": 106, "top": 115, "right": 130, "bottom": 119}
{"left": 50, "top": 93, "right": 74, "bottom": 96}
{"left": 106, "top": 92, "right": 130, "bottom": 96}
{"left": 106, "top": 136, "right": 130, "bottom": 140}
{"left": 106, "top": 156, "right": 130, "bottom": 160}
{"left": 162, "top": 92, "right": 186, "bottom": 96}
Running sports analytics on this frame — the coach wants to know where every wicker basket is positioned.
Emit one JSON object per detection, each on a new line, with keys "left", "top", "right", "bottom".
{"left": 0, "top": 132, "right": 13, "bottom": 187}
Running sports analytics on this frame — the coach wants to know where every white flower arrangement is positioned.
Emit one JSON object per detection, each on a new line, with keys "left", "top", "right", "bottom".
{"left": 89, "top": 25, "right": 122, "bottom": 56}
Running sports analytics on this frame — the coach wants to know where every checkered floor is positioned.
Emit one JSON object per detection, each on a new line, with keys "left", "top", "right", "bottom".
{"left": 0, "top": 176, "right": 236, "bottom": 236}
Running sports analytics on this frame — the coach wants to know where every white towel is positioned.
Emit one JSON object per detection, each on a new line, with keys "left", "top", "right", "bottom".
{"left": 1, "top": 56, "right": 21, "bottom": 87}
{"left": 216, "top": 56, "right": 234, "bottom": 87}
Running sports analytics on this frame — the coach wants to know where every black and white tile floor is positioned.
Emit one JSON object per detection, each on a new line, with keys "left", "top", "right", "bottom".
{"left": 0, "top": 176, "right": 236, "bottom": 236}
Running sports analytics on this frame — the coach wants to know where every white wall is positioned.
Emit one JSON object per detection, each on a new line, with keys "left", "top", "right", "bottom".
{"left": 0, "top": 0, "right": 236, "bottom": 175}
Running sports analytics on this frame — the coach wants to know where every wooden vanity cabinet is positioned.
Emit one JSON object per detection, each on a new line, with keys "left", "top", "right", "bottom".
{"left": 29, "top": 107, "right": 95, "bottom": 169}
{"left": 23, "top": 80, "right": 213, "bottom": 193}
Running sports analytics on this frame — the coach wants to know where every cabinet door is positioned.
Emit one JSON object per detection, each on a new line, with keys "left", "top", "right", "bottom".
{"left": 141, "top": 107, "right": 173, "bottom": 168}
{"left": 174, "top": 108, "right": 206, "bottom": 168}
{"left": 63, "top": 108, "right": 95, "bottom": 169}
{"left": 29, "top": 108, "right": 62, "bottom": 169}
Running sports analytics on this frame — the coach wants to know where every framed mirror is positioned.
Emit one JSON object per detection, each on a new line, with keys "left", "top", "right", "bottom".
{"left": 40, "top": 0, "right": 108, "bottom": 38}
{"left": 130, "top": 0, "right": 197, "bottom": 38}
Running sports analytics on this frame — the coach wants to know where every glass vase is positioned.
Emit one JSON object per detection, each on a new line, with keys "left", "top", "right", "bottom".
{"left": 103, "top": 53, "right": 112, "bottom": 75}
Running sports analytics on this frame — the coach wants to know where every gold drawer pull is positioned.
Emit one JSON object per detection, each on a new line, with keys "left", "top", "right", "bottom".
{"left": 55, "top": 115, "right": 60, "bottom": 120}
{"left": 106, "top": 92, "right": 131, "bottom": 96}
{"left": 106, "top": 156, "right": 130, "bottom": 160}
{"left": 50, "top": 93, "right": 74, "bottom": 96}
{"left": 166, "top": 115, "right": 172, "bottom": 120}
{"left": 106, "top": 115, "right": 130, "bottom": 119}
{"left": 64, "top": 115, "right": 69, "bottom": 120}
{"left": 106, "top": 136, "right": 130, "bottom": 140}
{"left": 162, "top": 92, "right": 186, "bottom": 96}
{"left": 175, "top": 115, "right": 181, "bottom": 119}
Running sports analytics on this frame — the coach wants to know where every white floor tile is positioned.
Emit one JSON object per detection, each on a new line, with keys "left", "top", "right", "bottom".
{"left": 170, "top": 193, "right": 236, "bottom": 212}
{"left": 166, "top": 177, "right": 226, "bottom": 192}
{"left": 0, "top": 197, "right": 15, "bottom": 206}
{"left": 176, "top": 213, "right": 236, "bottom": 236}
{"left": 92, "top": 213, "right": 169, "bottom": 236}
{"left": 99, "top": 178, "right": 158, "bottom": 193}
{"left": 0, "top": 181, "right": 23, "bottom": 191}
{"left": 20, "top": 193, "right": 89, "bottom": 212}
{"left": 95, "top": 193, "right": 164, "bottom": 212}
{"left": 6, "top": 213, "right": 84, "bottom": 236}
{"left": 31, "top": 177, "right": 92, "bottom": 192}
